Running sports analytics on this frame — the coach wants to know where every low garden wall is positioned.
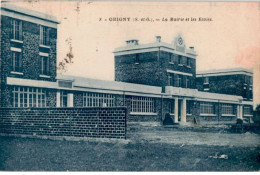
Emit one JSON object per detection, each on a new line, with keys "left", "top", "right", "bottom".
{"left": 0, "top": 107, "right": 127, "bottom": 139}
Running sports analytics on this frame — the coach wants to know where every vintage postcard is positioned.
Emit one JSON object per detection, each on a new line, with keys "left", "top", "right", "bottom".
{"left": 0, "top": 0, "right": 259, "bottom": 172}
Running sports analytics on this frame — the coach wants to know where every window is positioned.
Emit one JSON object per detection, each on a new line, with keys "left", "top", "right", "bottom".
{"left": 178, "top": 55, "right": 182, "bottom": 65}
{"left": 41, "top": 56, "right": 49, "bottom": 75}
{"left": 174, "top": 74, "right": 182, "bottom": 87}
{"left": 200, "top": 102, "right": 215, "bottom": 114}
{"left": 249, "top": 76, "right": 253, "bottom": 86}
{"left": 11, "top": 19, "right": 22, "bottom": 40}
{"left": 186, "top": 77, "right": 191, "bottom": 88}
{"left": 169, "top": 101, "right": 174, "bottom": 114}
{"left": 169, "top": 53, "right": 174, "bottom": 63}
{"left": 60, "top": 91, "right": 68, "bottom": 107}
{"left": 186, "top": 57, "right": 191, "bottom": 67}
{"left": 135, "top": 54, "right": 140, "bottom": 64}
{"left": 203, "top": 77, "right": 210, "bottom": 91}
{"left": 12, "top": 87, "right": 46, "bottom": 107}
{"left": 178, "top": 75, "right": 182, "bottom": 87}
{"left": 40, "top": 26, "right": 49, "bottom": 46}
{"left": 244, "top": 75, "right": 248, "bottom": 84}
{"left": 168, "top": 74, "right": 174, "bottom": 86}
{"left": 11, "top": 51, "right": 22, "bottom": 72}
{"left": 244, "top": 106, "right": 252, "bottom": 115}
{"left": 83, "top": 92, "right": 115, "bottom": 107}
{"left": 131, "top": 96, "right": 154, "bottom": 113}
{"left": 204, "top": 77, "right": 209, "bottom": 84}
{"left": 221, "top": 104, "right": 234, "bottom": 115}
{"left": 183, "top": 76, "right": 190, "bottom": 88}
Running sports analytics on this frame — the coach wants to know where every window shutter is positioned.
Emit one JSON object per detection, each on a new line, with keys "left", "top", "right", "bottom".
{"left": 182, "top": 56, "right": 186, "bottom": 65}
{"left": 47, "top": 57, "right": 50, "bottom": 75}
{"left": 173, "top": 54, "right": 178, "bottom": 64}
{"left": 174, "top": 74, "right": 178, "bottom": 87}
{"left": 40, "top": 56, "right": 43, "bottom": 74}
{"left": 10, "top": 52, "right": 14, "bottom": 70}
{"left": 40, "top": 26, "right": 42, "bottom": 44}
{"left": 19, "top": 21, "right": 22, "bottom": 40}
{"left": 47, "top": 28, "right": 50, "bottom": 45}
{"left": 18, "top": 53, "right": 22, "bottom": 72}
{"left": 10, "top": 19, "right": 14, "bottom": 39}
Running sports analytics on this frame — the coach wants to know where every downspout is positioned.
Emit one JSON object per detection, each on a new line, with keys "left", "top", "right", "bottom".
{"left": 218, "top": 99, "right": 220, "bottom": 125}
{"left": 123, "top": 91, "right": 125, "bottom": 107}
{"left": 161, "top": 95, "right": 163, "bottom": 122}
{"left": 158, "top": 46, "right": 163, "bottom": 122}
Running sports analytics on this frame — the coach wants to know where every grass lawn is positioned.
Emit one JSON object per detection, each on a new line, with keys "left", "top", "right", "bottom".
{"left": 0, "top": 122, "right": 259, "bottom": 171}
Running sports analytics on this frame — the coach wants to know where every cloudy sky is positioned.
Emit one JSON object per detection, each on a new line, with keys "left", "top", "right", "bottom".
{"left": 6, "top": 1, "right": 260, "bottom": 106}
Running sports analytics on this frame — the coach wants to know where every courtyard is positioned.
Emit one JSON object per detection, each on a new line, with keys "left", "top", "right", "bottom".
{"left": 0, "top": 122, "right": 259, "bottom": 171}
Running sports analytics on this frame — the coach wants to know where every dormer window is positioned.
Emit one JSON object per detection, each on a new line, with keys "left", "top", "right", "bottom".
{"left": 40, "top": 26, "right": 50, "bottom": 46}
{"left": 11, "top": 19, "right": 22, "bottom": 41}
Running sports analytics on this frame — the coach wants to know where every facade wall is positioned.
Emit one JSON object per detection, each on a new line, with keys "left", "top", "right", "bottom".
{"left": 160, "top": 51, "right": 196, "bottom": 89}
{"left": 0, "top": 107, "right": 127, "bottom": 139}
{"left": 0, "top": 15, "right": 57, "bottom": 107}
{"left": 46, "top": 90, "right": 57, "bottom": 107}
{"left": 114, "top": 50, "right": 196, "bottom": 89}
{"left": 115, "top": 51, "right": 164, "bottom": 86}
{"left": 1, "top": 85, "right": 57, "bottom": 108}
{"left": 198, "top": 102, "right": 238, "bottom": 124}
{"left": 196, "top": 74, "right": 253, "bottom": 101}
{"left": 74, "top": 91, "right": 84, "bottom": 107}
{"left": 1, "top": 7, "right": 254, "bottom": 126}
{"left": 115, "top": 95, "right": 162, "bottom": 122}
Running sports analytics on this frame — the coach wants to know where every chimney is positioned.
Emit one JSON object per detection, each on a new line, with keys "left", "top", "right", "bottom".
{"left": 189, "top": 46, "right": 194, "bottom": 50}
{"left": 156, "top": 36, "right": 161, "bottom": 42}
{"left": 126, "top": 40, "right": 139, "bottom": 46}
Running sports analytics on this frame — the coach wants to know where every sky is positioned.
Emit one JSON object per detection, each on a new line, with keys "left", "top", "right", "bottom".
{"left": 5, "top": 1, "right": 260, "bottom": 107}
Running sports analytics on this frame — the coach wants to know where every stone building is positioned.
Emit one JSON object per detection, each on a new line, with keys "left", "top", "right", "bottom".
{"left": 0, "top": 4, "right": 254, "bottom": 124}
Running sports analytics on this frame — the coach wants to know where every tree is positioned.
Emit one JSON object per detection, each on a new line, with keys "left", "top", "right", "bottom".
{"left": 57, "top": 38, "right": 74, "bottom": 73}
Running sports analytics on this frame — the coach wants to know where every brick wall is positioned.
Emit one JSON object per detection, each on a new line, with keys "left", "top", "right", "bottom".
{"left": 196, "top": 74, "right": 253, "bottom": 101}
{"left": 198, "top": 102, "right": 237, "bottom": 124}
{"left": 115, "top": 51, "right": 163, "bottom": 86}
{"left": 114, "top": 51, "right": 196, "bottom": 89}
{"left": 1, "top": 16, "right": 57, "bottom": 82}
{"left": 0, "top": 107, "right": 127, "bottom": 139}
{"left": 0, "top": 15, "right": 57, "bottom": 107}
{"left": 124, "top": 96, "right": 162, "bottom": 122}
{"left": 160, "top": 51, "right": 196, "bottom": 89}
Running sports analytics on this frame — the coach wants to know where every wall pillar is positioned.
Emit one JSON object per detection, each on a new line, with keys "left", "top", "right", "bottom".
{"left": 56, "top": 91, "right": 60, "bottom": 107}
{"left": 67, "top": 93, "right": 74, "bottom": 107}
{"left": 239, "top": 105, "right": 243, "bottom": 119}
{"left": 181, "top": 98, "right": 187, "bottom": 123}
{"left": 174, "top": 98, "right": 179, "bottom": 123}
{"left": 236, "top": 104, "right": 240, "bottom": 119}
